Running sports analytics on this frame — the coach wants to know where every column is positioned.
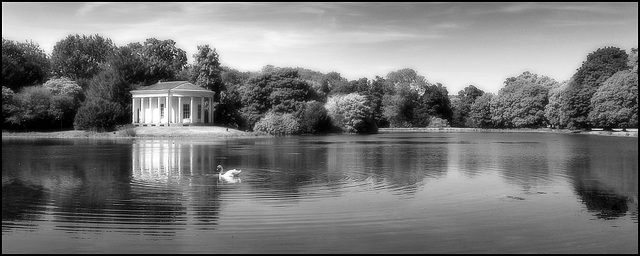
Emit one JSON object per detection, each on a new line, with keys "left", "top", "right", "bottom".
{"left": 141, "top": 97, "right": 146, "bottom": 124}
{"left": 132, "top": 97, "right": 137, "bottom": 124}
{"left": 149, "top": 97, "right": 154, "bottom": 124}
{"left": 200, "top": 97, "right": 205, "bottom": 124}
{"left": 178, "top": 97, "right": 182, "bottom": 124}
{"left": 166, "top": 95, "right": 170, "bottom": 125}
{"left": 156, "top": 97, "right": 161, "bottom": 124}
{"left": 190, "top": 97, "right": 195, "bottom": 124}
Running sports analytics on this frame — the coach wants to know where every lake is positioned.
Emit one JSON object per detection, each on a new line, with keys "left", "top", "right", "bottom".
{"left": 2, "top": 132, "right": 638, "bottom": 253}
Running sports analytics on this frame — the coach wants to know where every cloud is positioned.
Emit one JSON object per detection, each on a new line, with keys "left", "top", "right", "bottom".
{"left": 77, "top": 2, "right": 109, "bottom": 16}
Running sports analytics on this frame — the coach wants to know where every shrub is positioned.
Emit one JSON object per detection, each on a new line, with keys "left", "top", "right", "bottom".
{"left": 253, "top": 112, "right": 300, "bottom": 135}
{"left": 325, "top": 93, "right": 377, "bottom": 133}
{"left": 427, "top": 116, "right": 450, "bottom": 128}
{"left": 73, "top": 98, "right": 124, "bottom": 131}
{"left": 588, "top": 69, "right": 638, "bottom": 130}
{"left": 115, "top": 124, "right": 137, "bottom": 137}
{"left": 6, "top": 85, "right": 53, "bottom": 129}
{"left": 298, "top": 101, "right": 333, "bottom": 134}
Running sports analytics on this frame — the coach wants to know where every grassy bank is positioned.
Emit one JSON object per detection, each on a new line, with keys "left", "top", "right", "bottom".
{"left": 379, "top": 127, "right": 638, "bottom": 137}
{"left": 2, "top": 126, "right": 267, "bottom": 139}
{"left": 3, "top": 126, "right": 637, "bottom": 139}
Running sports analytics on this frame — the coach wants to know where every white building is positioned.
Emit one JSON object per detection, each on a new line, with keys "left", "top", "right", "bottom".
{"left": 130, "top": 81, "right": 215, "bottom": 126}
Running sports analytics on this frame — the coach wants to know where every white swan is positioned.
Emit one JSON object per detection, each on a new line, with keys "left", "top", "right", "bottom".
{"left": 217, "top": 165, "right": 241, "bottom": 178}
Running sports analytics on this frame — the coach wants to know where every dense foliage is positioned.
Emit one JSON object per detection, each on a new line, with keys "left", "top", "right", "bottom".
{"left": 253, "top": 112, "right": 300, "bottom": 135}
{"left": 2, "top": 38, "right": 50, "bottom": 91}
{"left": 490, "top": 71, "right": 557, "bottom": 128}
{"left": 588, "top": 69, "right": 638, "bottom": 130}
{"left": 468, "top": 93, "right": 494, "bottom": 128}
{"left": 560, "top": 46, "right": 630, "bottom": 129}
{"left": 451, "top": 85, "right": 484, "bottom": 127}
{"left": 326, "top": 93, "right": 377, "bottom": 134}
{"left": 2, "top": 32, "right": 637, "bottom": 133}
{"left": 50, "top": 34, "right": 115, "bottom": 87}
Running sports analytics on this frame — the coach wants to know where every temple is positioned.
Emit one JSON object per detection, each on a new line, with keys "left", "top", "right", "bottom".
{"left": 130, "top": 81, "right": 215, "bottom": 126}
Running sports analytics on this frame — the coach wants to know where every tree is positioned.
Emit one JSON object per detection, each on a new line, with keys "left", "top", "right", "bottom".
{"left": 221, "top": 66, "right": 251, "bottom": 87}
{"left": 50, "top": 34, "right": 115, "bottom": 86}
{"left": 544, "top": 80, "right": 570, "bottom": 128}
{"left": 192, "top": 44, "right": 224, "bottom": 99}
{"left": 382, "top": 83, "right": 420, "bottom": 128}
{"left": 628, "top": 47, "right": 638, "bottom": 70}
{"left": 381, "top": 68, "right": 429, "bottom": 127}
{"left": 73, "top": 97, "right": 125, "bottom": 131}
{"left": 6, "top": 86, "right": 53, "bottom": 130}
{"left": 324, "top": 71, "right": 351, "bottom": 95}
{"left": 139, "top": 38, "right": 188, "bottom": 83}
{"left": 213, "top": 66, "right": 250, "bottom": 128}
{"left": 297, "top": 100, "right": 333, "bottom": 134}
{"left": 417, "top": 83, "right": 453, "bottom": 125}
{"left": 268, "top": 68, "right": 315, "bottom": 114}
{"left": 366, "top": 76, "right": 388, "bottom": 127}
{"left": 490, "top": 71, "right": 556, "bottom": 128}
{"left": 468, "top": 93, "right": 494, "bottom": 128}
{"left": 74, "top": 67, "right": 132, "bottom": 129}
{"left": 2, "top": 86, "right": 17, "bottom": 128}
{"left": 451, "top": 85, "right": 484, "bottom": 127}
{"left": 588, "top": 69, "right": 638, "bottom": 130}
{"left": 253, "top": 112, "right": 301, "bottom": 135}
{"left": 238, "top": 67, "right": 314, "bottom": 130}
{"left": 325, "top": 93, "right": 377, "bottom": 133}
{"left": 2, "top": 38, "right": 50, "bottom": 91}
{"left": 43, "top": 77, "right": 83, "bottom": 129}
{"left": 385, "top": 68, "right": 428, "bottom": 95}
{"left": 561, "top": 46, "right": 629, "bottom": 129}
{"left": 108, "top": 43, "right": 148, "bottom": 87}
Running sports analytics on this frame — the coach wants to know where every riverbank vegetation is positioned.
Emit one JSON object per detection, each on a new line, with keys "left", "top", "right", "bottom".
{"left": 2, "top": 34, "right": 638, "bottom": 135}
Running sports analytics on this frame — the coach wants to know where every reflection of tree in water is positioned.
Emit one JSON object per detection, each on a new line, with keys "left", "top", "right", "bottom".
{"left": 493, "top": 142, "right": 553, "bottom": 188}
{"left": 233, "top": 136, "right": 450, "bottom": 198}
{"left": 129, "top": 140, "right": 223, "bottom": 233}
{"left": 566, "top": 145, "right": 634, "bottom": 221}
{"left": 575, "top": 180, "right": 630, "bottom": 220}
{"left": 2, "top": 139, "right": 227, "bottom": 237}
{"left": 184, "top": 175, "right": 222, "bottom": 228}
{"left": 358, "top": 141, "right": 448, "bottom": 196}
{"left": 2, "top": 179, "right": 46, "bottom": 223}
{"left": 232, "top": 141, "right": 334, "bottom": 204}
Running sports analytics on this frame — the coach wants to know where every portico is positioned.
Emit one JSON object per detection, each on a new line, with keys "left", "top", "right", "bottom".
{"left": 130, "top": 81, "right": 215, "bottom": 126}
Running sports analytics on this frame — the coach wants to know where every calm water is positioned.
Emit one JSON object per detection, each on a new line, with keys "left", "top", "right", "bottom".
{"left": 2, "top": 132, "right": 638, "bottom": 253}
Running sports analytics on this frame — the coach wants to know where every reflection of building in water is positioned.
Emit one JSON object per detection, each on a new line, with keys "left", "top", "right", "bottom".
{"left": 132, "top": 140, "right": 217, "bottom": 182}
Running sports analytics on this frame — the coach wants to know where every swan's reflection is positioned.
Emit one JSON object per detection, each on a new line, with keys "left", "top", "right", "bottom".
{"left": 218, "top": 176, "right": 242, "bottom": 184}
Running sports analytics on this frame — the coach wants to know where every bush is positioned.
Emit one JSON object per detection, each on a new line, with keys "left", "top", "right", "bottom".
{"left": 6, "top": 85, "right": 53, "bottom": 129}
{"left": 253, "top": 112, "right": 300, "bottom": 135}
{"left": 298, "top": 101, "right": 333, "bottom": 134}
{"left": 115, "top": 124, "right": 137, "bottom": 137}
{"left": 426, "top": 116, "right": 450, "bottom": 128}
{"left": 326, "top": 93, "right": 377, "bottom": 133}
{"left": 588, "top": 69, "right": 638, "bottom": 129}
{"left": 73, "top": 98, "right": 124, "bottom": 131}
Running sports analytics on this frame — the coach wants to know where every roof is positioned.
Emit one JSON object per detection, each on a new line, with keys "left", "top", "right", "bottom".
{"left": 131, "top": 81, "right": 212, "bottom": 92}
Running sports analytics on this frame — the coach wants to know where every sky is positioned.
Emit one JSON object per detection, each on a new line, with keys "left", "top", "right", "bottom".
{"left": 2, "top": 2, "right": 638, "bottom": 94}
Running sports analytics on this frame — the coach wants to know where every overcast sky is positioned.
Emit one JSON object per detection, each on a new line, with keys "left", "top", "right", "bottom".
{"left": 2, "top": 2, "right": 638, "bottom": 94}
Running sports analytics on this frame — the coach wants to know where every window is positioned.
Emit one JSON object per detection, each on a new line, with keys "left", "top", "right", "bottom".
{"left": 197, "top": 104, "right": 202, "bottom": 119}
{"left": 160, "top": 103, "right": 165, "bottom": 119}
{"left": 183, "top": 104, "right": 190, "bottom": 119}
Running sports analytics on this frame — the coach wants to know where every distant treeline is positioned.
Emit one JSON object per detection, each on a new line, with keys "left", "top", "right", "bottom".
{"left": 2, "top": 34, "right": 638, "bottom": 134}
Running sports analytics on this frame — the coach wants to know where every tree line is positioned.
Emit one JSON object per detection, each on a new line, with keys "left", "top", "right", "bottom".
{"left": 2, "top": 33, "right": 638, "bottom": 134}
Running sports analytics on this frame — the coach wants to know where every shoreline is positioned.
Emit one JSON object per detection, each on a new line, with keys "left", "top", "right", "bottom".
{"left": 1, "top": 126, "right": 268, "bottom": 139}
{"left": 2, "top": 126, "right": 637, "bottom": 139}
{"left": 378, "top": 127, "right": 638, "bottom": 137}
